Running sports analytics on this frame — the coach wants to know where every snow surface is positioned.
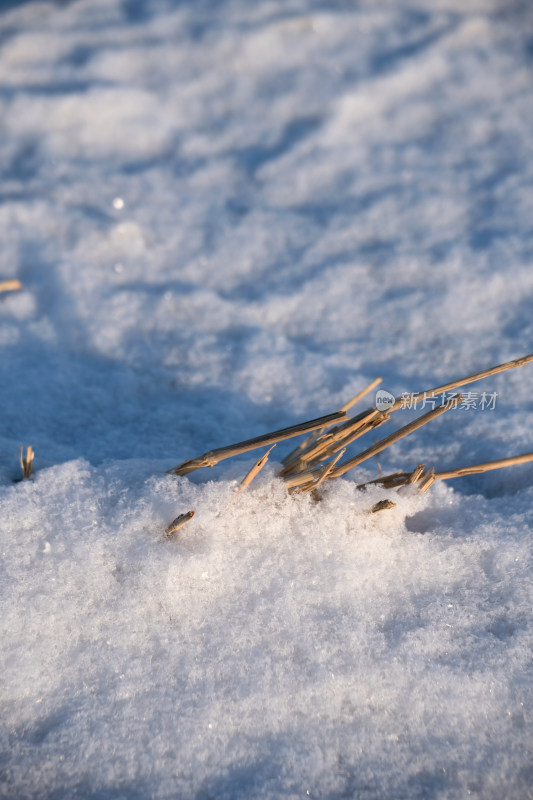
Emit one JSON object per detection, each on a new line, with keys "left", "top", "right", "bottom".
{"left": 1, "top": 0, "right": 533, "bottom": 797}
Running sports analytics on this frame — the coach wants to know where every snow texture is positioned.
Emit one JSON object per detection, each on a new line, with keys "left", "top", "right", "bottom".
{"left": 1, "top": 0, "right": 533, "bottom": 798}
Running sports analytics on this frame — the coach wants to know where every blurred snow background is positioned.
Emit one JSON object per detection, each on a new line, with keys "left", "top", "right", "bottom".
{"left": 1, "top": 0, "right": 533, "bottom": 797}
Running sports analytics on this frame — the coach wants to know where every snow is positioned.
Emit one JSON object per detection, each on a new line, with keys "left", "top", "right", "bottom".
{"left": 1, "top": 0, "right": 533, "bottom": 797}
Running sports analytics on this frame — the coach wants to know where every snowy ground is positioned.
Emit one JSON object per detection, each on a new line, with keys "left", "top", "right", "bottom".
{"left": 1, "top": 0, "right": 533, "bottom": 797}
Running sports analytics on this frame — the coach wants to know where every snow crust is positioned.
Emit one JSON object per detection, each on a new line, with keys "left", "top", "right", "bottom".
{"left": 1, "top": 0, "right": 533, "bottom": 797}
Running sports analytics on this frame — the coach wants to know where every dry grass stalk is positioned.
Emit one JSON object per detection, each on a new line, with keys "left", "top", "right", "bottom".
{"left": 372, "top": 499, "right": 396, "bottom": 513}
{"left": 390, "top": 353, "right": 533, "bottom": 411}
{"left": 280, "top": 409, "right": 385, "bottom": 477}
{"left": 20, "top": 445, "right": 34, "bottom": 479}
{"left": 169, "top": 409, "right": 347, "bottom": 476}
{"left": 419, "top": 467, "right": 436, "bottom": 492}
{"left": 408, "top": 464, "right": 426, "bottom": 484}
{"left": 310, "top": 412, "right": 381, "bottom": 460}
{"left": 322, "top": 411, "right": 389, "bottom": 460}
{"left": 0, "top": 279, "right": 22, "bottom": 294}
{"left": 168, "top": 354, "right": 533, "bottom": 506}
{"left": 283, "top": 398, "right": 455, "bottom": 491}
{"left": 285, "top": 460, "right": 326, "bottom": 490}
{"left": 359, "top": 447, "right": 533, "bottom": 497}
{"left": 281, "top": 384, "right": 383, "bottom": 474}
{"left": 329, "top": 395, "right": 461, "bottom": 479}
{"left": 278, "top": 432, "right": 336, "bottom": 475}
{"left": 281, "top": 428, "right": 323, "bottom": 467}
{"left": 357, "top": 471, "right": 410, "bottom": 490}
{"left": 165, "top": 510, "right": 195, "bottom": 536}
{"left": 288, "top": 479, "right": 316, "bottom": 494}
{"left": 339, "top": 377, "right": 382, "bottom": 413}
{"left": 298, "top": 449, "right": 346, "bottom": 494}
{"left": 236, "top": 445, "right": 275, "bottom": 493}
{"left": 326, "top": 406, "right": 381, "bottom": 437}
{"left": 435, "top": 452, "right": 533, "bottom": 480}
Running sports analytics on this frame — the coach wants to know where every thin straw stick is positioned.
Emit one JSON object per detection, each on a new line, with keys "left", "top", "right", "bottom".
{"left": 288, "top": 478, "right": 316, "bottom": 495}
{"left": 282, "top": 401, "right": 380, "bottom": 473}
{"left": 311, "top": 410, "right": 383, "bottom": 460}
{"left": 391, "top": 353, "right": 533, "bottom": 411}
{"left": 419, "top": 467, "right": 435, "bottom": 492}
{"left": 328, "top": 396, "right": 461, "bottom": 479}
{"left": 0, "top": 279, "right": 21, "bottom": 293}
{"left": 236, "top": 445, "right": 275, "bottom": 493}
{"left": 165, "top": 510, "right": 195, "bottom": 536}
{"left": 280, "top": 408, "right": 383, "bottom": 476}
{"left": 286, "top": 354, "right": 533, "bottom": 475}
{"left": 291, "top": 466, "right": 330, "bottom": 495}
{"left": 321, "top": 410, "right": 388, "bottom": 460}
{"left": 169, "top": 409, "right": 348, "bottom": 476}
{"left": 339, "top": 377, "right": 382, "bottom": 413}
{"left": 408, "top": 464, "right": 426, "bottom": 484}
{"left": 357, "top": 471, "right": 409, "bottom": 490}
{"left": 329, "top": 406, "right": 380, "bottom": 436}
{"left": 20, "top": 445, "right": 34, "bottom": 479}
{"left": 279, "top": 432, "right": 336, "bottom": 474}
{"left": 356, "top": 462, "right": 427, "bottom": 490}
{"left": 299, "top": 449, "right": 346, "bottom": 494}
{"left": 435, "top": 452, "right": 533, "bottom": 480}
{"left": 285, "top": 460, "right": 326, "bottom": 491}
{"left": 371, "top": 499, "right": 396, "bottom": 513}
{"left": 281, "top": 428, "right": 323, "bottom": 467}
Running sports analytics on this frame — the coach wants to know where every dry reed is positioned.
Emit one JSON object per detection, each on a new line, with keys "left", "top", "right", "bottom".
{"left": 169, "top": 409, "right": 347, "bottom": 476}
{"left": 0, "top": 280, "right": 22, "bottom": 294}
{"left": 20, "top": 445, "right": 34, "bottom": 479}
{"left": 165, "top": 353, "right": 533, "bottom": 529}
{"left": 165, "top": 510, "right": 195, "bottom": 536}
{"left": 236, "top": 445, "right": 276, "bottom": 493}
{"left": 435, "top": 452, "right": 533, "bottom": 480}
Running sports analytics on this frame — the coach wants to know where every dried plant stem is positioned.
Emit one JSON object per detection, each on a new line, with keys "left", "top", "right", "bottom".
{"left": 168, "top": 354, "right": 533, "bottom": 494}
{"left": 322, "top": 411, "right": 389, "bottom": 460}
{"left": 339, "top": 377, "right": 382, "bottom": 413}
{"left": 357, "top": 471, "right": 410, "bottom": 490}
{"left": 281, "top": 428, "right": 323, "bottom": 467}
{"left": 327, "top": 406, "right": 385, "bottom": 441}
{"left": 279, "top": 432, "right": 336, "bottom": 475}
{"left": 354, "top": 463, "right": 429, "bottom": 491}
{"left": 312, "top": 411, "right": 382, "bottom": 460}
{"left": 20, "top": 445, "right": 34, "bottom": 479}
{"left": 435, "top": 452, "right": 533, "bottom": 480}
{"left": 288, "top": 478, "right": 316, "bottom": 494}
{"left": 297, "top": 449, "right": 346, "bottom": 494}
{"left": 419, "top": 467, "right": 436, "bottom": 492}
{"left": 281, "top": 382, "right": 382, "bottom": 473}
{"left": 280, "top": 408, "right": 383, "bottom": 476}
{"left": 371, "top": 499, "right": 396, "bottom": 513}
{"left": 390, "top": 353, "right": 533, "bottom": 411}
{"left": 357, "top": 464, "right": 427, "bottom": 490}
{"left": 0, "top": 279, "right": 21, "bottom": 293}
{"left": 408, "top": 464, "right": 426, "bottom": 484}
{"left": 169, "top": 410, "right": 347, "bottom": 476}
{"left": 286, "top": 461, "right": 326, "bottom": 492}
{"left": 236, "top": 445, "right": 275, "bottom": 493}
{"left": 165, "top": 510, "right": 195, "bottom": 536}
{"left": 328, "top": 396, "right": 461, "bottom": 480}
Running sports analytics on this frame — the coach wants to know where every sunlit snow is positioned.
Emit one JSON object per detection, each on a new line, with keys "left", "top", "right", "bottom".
{"left": 1, "top": 1, "right": 533, "bottom": 798}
